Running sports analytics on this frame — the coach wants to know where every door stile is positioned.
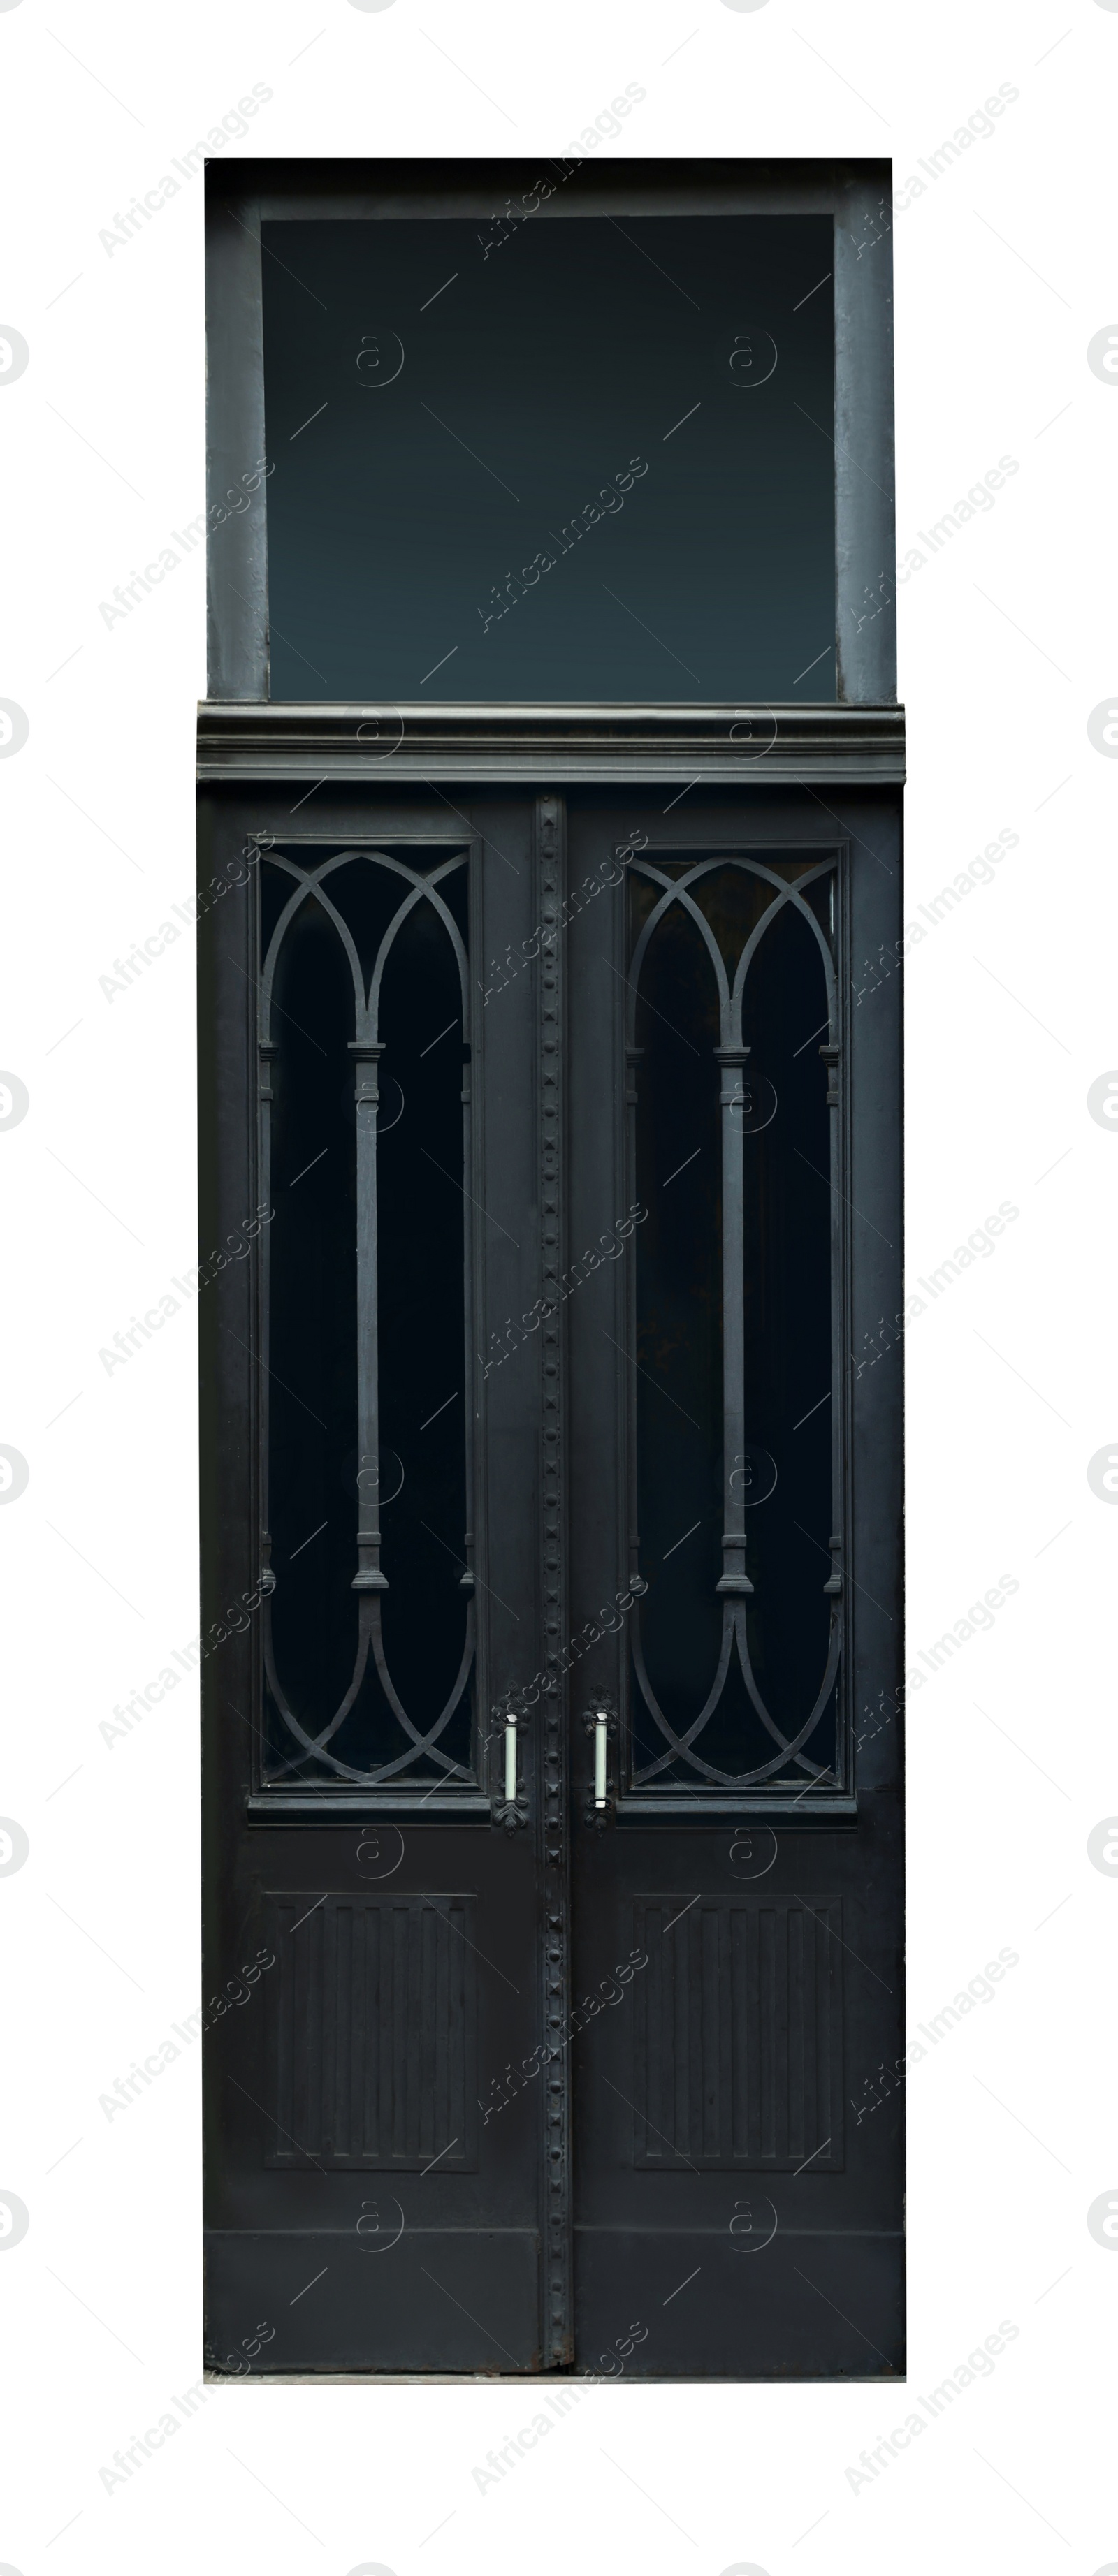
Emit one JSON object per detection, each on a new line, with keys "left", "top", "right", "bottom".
{"left": 535, "top": 792, "right": 574, "bottom": 2365}
{"left": 834, "top": 840, "right": 853, "bottom": 1792}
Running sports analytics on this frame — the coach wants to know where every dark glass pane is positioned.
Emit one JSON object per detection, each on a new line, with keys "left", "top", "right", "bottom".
{"left": 377, "top": 891, "right": 470, "bottom": 1725}
{"left": 738, "top": 895, "right": 834, "bottom": 1746}
{"left": 266, "top": 881, "right": 361, "bottom": 1739}
{"left": 631, "top": 892, "right": 723, "bottom": 1765}
{"left": 261, "top": 214, "right": 835, "bottom": 701}
{"left": 630, "top": 858, "right": 838, "bottom": 1788}
{"left": 261, "top": 849, "right": 473, "bottom": 1785}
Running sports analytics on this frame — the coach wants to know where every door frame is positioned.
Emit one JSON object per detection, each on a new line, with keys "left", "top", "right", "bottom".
{"left": 198, "top": 154, "right": 903, "bottom": 2380}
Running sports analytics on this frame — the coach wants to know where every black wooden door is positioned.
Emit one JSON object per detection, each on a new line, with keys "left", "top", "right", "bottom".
{"left": 563, "top": 786, "right": 903, "bottom": 2378}
{"left": 200, "top": 774, "right": 903, "bottom": 2380}
{"left": 201, "top": 785, "right": 567, "bottom": 2373}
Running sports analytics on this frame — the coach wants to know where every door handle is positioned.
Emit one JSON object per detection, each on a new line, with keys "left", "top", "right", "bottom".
{"left": 582, "top": 1700, "right": 618, "bottom": 1829}
{"left": 492, "top": 1709, "right": 529, "bottom": 1833}
{"left": 593, "top": 1712, "right": 608, "bottom": 1809}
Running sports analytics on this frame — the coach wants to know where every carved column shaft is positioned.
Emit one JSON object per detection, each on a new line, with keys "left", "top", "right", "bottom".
{"left": 715, "top": 1038, "right": 753, "bottom": 1599}
{"left": 350, "top": 1034, "right": 387, "bottom": 1593}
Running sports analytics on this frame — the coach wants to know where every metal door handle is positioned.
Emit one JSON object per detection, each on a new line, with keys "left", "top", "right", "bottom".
{"left": 582, "top": 1700, "right": 618, "bottom": 1828}
{"left": 491, "top": 1709, "right": 528, "bottom": 1832}
{"left": 593, "top": 1712, "right": 608, "bottom": 1808}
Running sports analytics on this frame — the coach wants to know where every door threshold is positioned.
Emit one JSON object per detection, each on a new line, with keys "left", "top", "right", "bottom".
{"left": 207, "top": 2366, "right": 906, "bottom": 2387}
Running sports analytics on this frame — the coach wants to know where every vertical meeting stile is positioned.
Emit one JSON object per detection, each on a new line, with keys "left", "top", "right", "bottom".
{"left": 537, "top": 792, "right": 573, "bottom": 2365}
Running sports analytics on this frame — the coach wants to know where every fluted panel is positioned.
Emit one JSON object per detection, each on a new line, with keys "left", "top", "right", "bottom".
{"left": 631, "top": 1895, "right": 843, "bottom": 2170}
{"left": 264, "top": 1894, "right": 478, "bottom": 2170}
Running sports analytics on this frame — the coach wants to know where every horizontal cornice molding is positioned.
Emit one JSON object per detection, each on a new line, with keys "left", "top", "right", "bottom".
{"left": 197, "top": 701, "right": 906, "bottom": 787}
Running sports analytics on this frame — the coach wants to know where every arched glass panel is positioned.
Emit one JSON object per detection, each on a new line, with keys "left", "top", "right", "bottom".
{"left": 259, "top": 844, "right": 476, "bottom": 1787}
{"left": 627, "top": 851, "right": 842, "bottom": 1791}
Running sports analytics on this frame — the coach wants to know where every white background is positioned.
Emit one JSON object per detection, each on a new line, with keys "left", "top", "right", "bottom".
{"left": 1, "top": 1, "right": 1112, "bottom": 2568}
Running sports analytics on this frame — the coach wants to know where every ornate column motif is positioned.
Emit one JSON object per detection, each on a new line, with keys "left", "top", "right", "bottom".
{"left": 256, "top": 846, "right": 475, "bottom": 1785}
{"left": 350, "top": 1036, "right": 388, "bottom": 1595}
{"left": 626, "top": 854, "right": 844, "bottom": 1790}
{"left": 714, "top": 1037, "right": 755, "bottom": 1602}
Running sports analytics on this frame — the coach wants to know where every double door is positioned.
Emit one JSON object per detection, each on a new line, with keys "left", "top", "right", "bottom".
{"left": 200, "top": 775, "right": 903, "bottom": 2379}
